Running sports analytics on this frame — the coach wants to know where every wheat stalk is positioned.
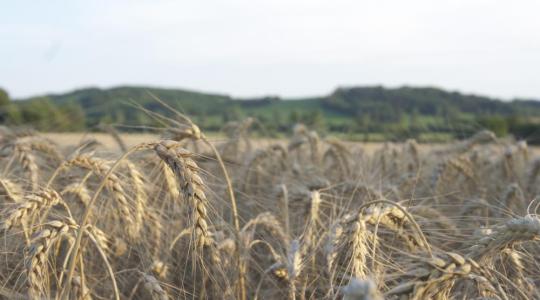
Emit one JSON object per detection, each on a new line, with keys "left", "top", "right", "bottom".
{"left": 25, "top": 218, "right": 78, "bottom": 298}
{"left": 154, "top": 140, "right": 213, "bottom": 249}
{"left": 14, "top": 143, "right": 39, "bottom": 191}
{"left": 2, "top": 189, "right": 62, "bottom": 232}
{"left": 385, "top": 252, "right": 498, "bottom": 300}
{"left": 142, "top": 273, "right": 169, "bottom": 300}
{"left": 126, "top": 161, "right": 148, "bottom": 238}
{"left": 65, "top": 155, "right": 139, "bottom": 239}
{"left": 467, "top": 215, "right": 540, "bottom": 261}
{"left": 61, "top": 181, "right": 91, "bottom": 207}
{"left": 0, "top": 178, "right": 23, "bottom": 202}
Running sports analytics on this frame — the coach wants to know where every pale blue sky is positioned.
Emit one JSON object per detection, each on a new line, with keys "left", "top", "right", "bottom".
{"left": 1, "top": 0, "right": 539, "bottom": 99}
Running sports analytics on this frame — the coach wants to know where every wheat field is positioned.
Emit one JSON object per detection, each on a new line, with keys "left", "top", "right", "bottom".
{"left": 1, "top": 116, "right": 540, "bottom": 300}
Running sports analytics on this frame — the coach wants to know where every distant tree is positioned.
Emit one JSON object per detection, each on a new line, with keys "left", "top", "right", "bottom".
{"left": 408, "top": 108, "right": 422, "bottom": 138}
{"left": 222, "top": 106, "right": 243, "bottom": 123}
{"left": 0, "top": 88, "right": 12, "bottom": 123}
{"left": 508, "top": 117, "right": 540, "bottom": 143}
{"left": 271, "top": 109, "right": 282, "bottom": 130}
{"left": 438, "top": 104, "right": 460, "bottom": 127}
{"left": 289, "top": 110, "right": 300, "bottom": 124}
{"left": 304, "top": 110, "right": 326, "bottom": 131}
{"left": 355, "top": 113, "right": 371, "bottom": 142}
{"left": 3, "top": 104, "right": 22, "bottom": 124}
{"left": 410, "top": 108, "right": 419, "bottom": 125}
{"left": 197, "top": 109, "right": 208, "bottom": 129}
{"left": 99, "top": 114, "right": 114, "bottom": 126}
{"left": 114, "top": 110, "right": 126, "bottom": 125}
{"left": 58, "top": 103, "right": 86, "bottom": 131}
{"left": 479, "top": 116, "right": 508, "bottom": 137}
{"left": 0, "top": 88, "right": 10, "bottom": 107}
{"left": 134, "top": 111, "right": 153, "bottom": 128}
{"left": 19, "top": 98, "right": 65, "bottom": 130}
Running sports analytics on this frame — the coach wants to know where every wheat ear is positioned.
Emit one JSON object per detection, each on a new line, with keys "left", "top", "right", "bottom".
{"left": 0, "top": 178, "right": 23, "bottom": 202}
{"left": 2, "top": 189, "right": 62, "bottom": 232}
{"left": 25, "top": 218, "right": 77, "bottom": 298}
{"left": 154, "top": 140, "right": 213, "bottom": 249}
{"left": 15, "top": 143, "right": 39, "bottom": 191}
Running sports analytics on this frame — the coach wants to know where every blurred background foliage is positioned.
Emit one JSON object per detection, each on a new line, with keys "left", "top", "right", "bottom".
{"left": 1, "top": 85, "right": 540, "bottom": 143}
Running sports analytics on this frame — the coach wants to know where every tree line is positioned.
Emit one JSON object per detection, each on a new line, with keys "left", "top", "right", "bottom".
{"left": 2, "top": 86, "right": 540, "bottom": 143}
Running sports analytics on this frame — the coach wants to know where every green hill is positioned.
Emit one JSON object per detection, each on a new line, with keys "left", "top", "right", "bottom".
{"left": 3, "top": 85, "right": 540, "bottom": 142}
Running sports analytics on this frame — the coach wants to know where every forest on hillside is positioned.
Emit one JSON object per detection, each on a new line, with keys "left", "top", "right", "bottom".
{"left": 1, "top": 86, "right": 540, "bottom": 142}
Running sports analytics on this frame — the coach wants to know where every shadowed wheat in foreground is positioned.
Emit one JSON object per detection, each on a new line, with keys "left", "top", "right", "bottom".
{"left": 0, "top": 116, "right": 540, "bottom": 300}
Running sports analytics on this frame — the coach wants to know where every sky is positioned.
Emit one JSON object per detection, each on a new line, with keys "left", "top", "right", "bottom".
{"left": 1, "top": 0, "right": 540, "bottom": 100}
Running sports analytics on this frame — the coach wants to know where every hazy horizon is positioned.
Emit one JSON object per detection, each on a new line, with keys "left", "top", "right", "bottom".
{"left": 2, "top": 1, "right": 540, "bottom": 100}
{"left": 9, "top": 83, "right": 540, "bottom": 102}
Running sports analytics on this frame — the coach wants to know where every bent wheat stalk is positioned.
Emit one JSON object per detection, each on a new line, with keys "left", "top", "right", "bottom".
{"left": 60, "top": 142, "right": 155, "bottom": 300}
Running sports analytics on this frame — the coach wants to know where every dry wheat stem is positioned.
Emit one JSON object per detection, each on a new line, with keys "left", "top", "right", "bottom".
{"left": 60, "top": 143, "right": 154, "bottom": 300}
